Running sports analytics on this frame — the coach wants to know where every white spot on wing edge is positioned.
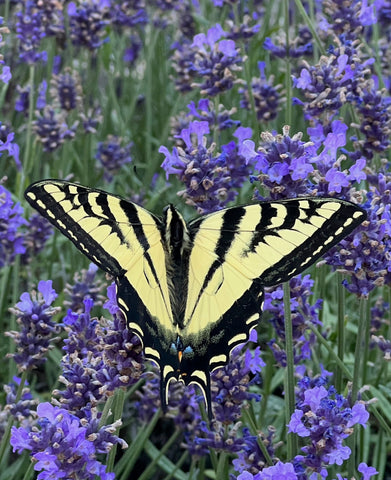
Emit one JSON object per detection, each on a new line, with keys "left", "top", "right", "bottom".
{"left": 246, "top": 312, "right": 260, "bottom": 325}
{"left": 127, "top": 321, "right": 143, "bottom": 337}
{"left": 26, "top": 191, "right": 37, "bottom": 201}
{"left": 145, "top": 346, "right": 160, "bottom": 360}
{"left": 209, "top": 353, "right": 227, "bottom": 364}
{"left": 227, "top": 334, "right": 247, "bottom": 346}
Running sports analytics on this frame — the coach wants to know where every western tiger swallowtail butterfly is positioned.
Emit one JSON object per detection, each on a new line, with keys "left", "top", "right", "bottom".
{"left": 25, "top": 180, "right": 366, "bottom": 418}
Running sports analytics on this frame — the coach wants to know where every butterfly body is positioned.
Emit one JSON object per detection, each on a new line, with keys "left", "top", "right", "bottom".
{"left": 25, "top": 180, "right": 366, "bottom": 417}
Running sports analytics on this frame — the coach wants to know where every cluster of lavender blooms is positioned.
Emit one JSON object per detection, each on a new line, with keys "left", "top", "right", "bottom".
{"left": 288, "top": 373, "right": 370, "bottom": 477}
{"left": 171, "top": 23, "right": 244, "bottom": 96}
{"left": 6, "top": 280, "right": 61, "bottom": 371}
{"left": 11, "top": 402, "right": 122, "bottom": 480}
{"left": 160, "top": 120, "right": 256, "bottom": 213}
{"left": 96, "top": 135, "right": 133, "bottom": 182}
{"left": 0, "top": 182, "right": 53, "bottom": 269}
{"left": 369, "top": 297, "right": 391, "bottom": 359}
{"left": 7, "top": 274, "right": 144, "bottom": 479}
{"left": 232, "top": 371, "right": 374, "bottom": 480}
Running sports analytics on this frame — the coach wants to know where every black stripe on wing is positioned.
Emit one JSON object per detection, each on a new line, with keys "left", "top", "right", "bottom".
{"left": 187, "top": 206, "right": 246, "bottom": 319}
{"left": 254, "top": 199, "right": 366, "bottom": 286}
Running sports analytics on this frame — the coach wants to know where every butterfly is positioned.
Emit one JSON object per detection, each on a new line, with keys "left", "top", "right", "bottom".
{"left": 25, "top": 180, "right": 366, "bottom": 418}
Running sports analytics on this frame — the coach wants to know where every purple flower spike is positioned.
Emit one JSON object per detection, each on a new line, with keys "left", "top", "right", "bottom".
{"left": 68, "top": 1, "right": 109, "bottom": 51}
{"left": 160, "top": 121, "right": 255, "bottom": 213}
{"left": 290, "top": 372, "right": 370, "bottom": 477}
{"left": 10, "top": 402, "right": 122, "bottom": 480}
{"left": 0, "top": 184, "right": 26, "bottom": 267}
{"left": 7, "top": 281, "right": 60, "bottom": 371}
{"left": 172, "top": 23, "right": 243, "bottom": 96}
{"left": 96, "top": 135, "right": 133, "bottom": 182}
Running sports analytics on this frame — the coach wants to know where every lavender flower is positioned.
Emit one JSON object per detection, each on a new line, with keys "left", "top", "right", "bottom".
{"left": 10, "top": 402, "right": 124, "bottom": 480}
{"left": 0, "top": 184, "right": 26, "bottom": 268}
{"left": 259, "top": 462, "right": 298, "bottom": 479}
{"left": 177, "top": 2, "right": 196, "bottom": 39}
{"left": 318, "top": 0, "right": 371, "bottom": 39}
{"left": 225, "top": 15, "right": 261, "bottom": 42}
{"left": 21, "top": 213, "right": 53, "bottom": 264}
{"left": 108, "top": 0, "right": 148, "bottom": 28}
{"left": 15, "top": 86, "right": 30, "bottom": 114}
{"left": 16, "top": 1, "right": 47, "bottom": 64}
{"left": 172, "top": 24, "right": 243, "bottom": 96}
{"left": 288, "top": 374, "right": 369, "bottom": 477}
{"left": 64, "top": 263, "right": 104, "bottom": 313}
{"left": 123, "top": 33, "right": 143, "bottom": 64}
{"left": 173, "top": 98, "right": 240, "bottom": 135}
{"left": 6, "top": 281, "right": 61, "bottom": 371}
{"left": 54, "top": 286, "right": 144, "bottom": 414}
{"left": 98, "top": 283, "right": 144, "bottom": 395}
{"left": 357, "top": 462, "right": 378, "bottom": 479}
{"left": 160, "top": 120, "right": 254, "bottom": 213}
{"left": 0, "top": 19, "right": 11, "bottom": 83}
{"left": 80, "top": 106, "right": 103, "bottom": 134}
{"left": 95, "top": 135, "right": 133, "bottom": 182}
{"left": 3, "top": 377, "right": 37, "bottom": 423}
{"left": 324, "top": 172, "right": 390, "bottom": 296}
{"left": 68, "top": 1, "right": 109, "bottom": 51}
{"left": 33, "top": 106, "right": 76, "bottom": 152}
{"left": 351, "top": 86, "right": 391, "bottom": 159}
{"left": 370, "top": 299, "right": 391, "bottom": 359}
{"left": 37, "top": 79, "right": 48, "bottom": 109}
{"left": 243, "top": 125, "right": 315, "bottom": 199}
{"left": 239, "top": 61, "right": 283, "bottom": 123}
{"left": 15, "top": 80, "right": 46, "bottom": 114}
{"left": 292, "top": 50, "right": 360, "bottom": 120}
{"left": 241, "top": 123, "right": 367, "bottom": 200}
{"left": 370, "top": 297, "right": 389, "bottom": 331}
{"left": 50, "top": 68, "right": 83, "bottom": 111}
{"left": 53, "top": 298, "right": 106, "bottom": 413}
{"left": 0, "top": 123, "right": 21, "bottom": 169}
{"left": 264, "top": 26, "right": 313, "bottom": 59}
{"left": 308, "top": 120, "right": 367, "bottom": 197}
{"left": 26, "top": 0, "right": 65, "bottom": 38}
{"left": 232, "top": 427, "right": 277, "bottom": 476}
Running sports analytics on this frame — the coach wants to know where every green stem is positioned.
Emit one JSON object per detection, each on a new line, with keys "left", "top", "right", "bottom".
{"left": 106, "top": 388, "right": 126, "bottom": 474}
{"left": 335, "top": 274, "right": 346, "bottom": 391}
{"left": 351, "top": 296, "right": 368, "bottom": 403}
{"left": 241, "top": 409, "right": 273, "bottom": 465}
{"left": 284, "top": 0, "right": 292, "bottom": 126}
{"left": 283, "top": 281, "right": 297, "bottom": 458}
{"left": 138, "top": 430, "right": 183, "bottom": 480}
{"left": 293, "top": 0, "right": 326, "bottom": 54}
{"left": 19, "top": 65, "right": 35, "bottom": 194}
{"left": 116, "top": 408, "right": 161, "bottom": 479}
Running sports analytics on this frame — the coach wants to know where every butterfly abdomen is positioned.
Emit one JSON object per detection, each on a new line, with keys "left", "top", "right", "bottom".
{"left": 162, "top": 205, "right": 192, "bottom": 329}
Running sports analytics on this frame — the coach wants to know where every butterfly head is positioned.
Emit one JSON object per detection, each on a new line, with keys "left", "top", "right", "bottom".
{"left": 170, "top": 336, "right": 194, "bottom": 375}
